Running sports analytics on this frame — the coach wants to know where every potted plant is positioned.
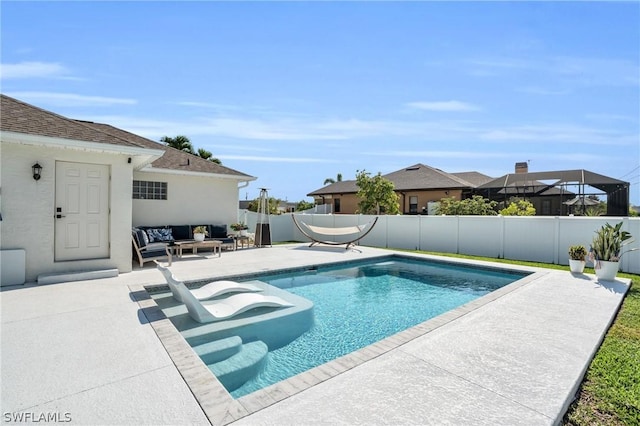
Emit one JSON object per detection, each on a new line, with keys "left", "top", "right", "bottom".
{"left": 568, "top": 245, "right": 587, "bottom": 273}
{"left": 230, "top": 222, "right": 249, "bottom": 236}
{"left": 589, "top": 222, "right": 634, "bottom": 281}
{"left": 192, "top": 225, "right": 208, "bottom": 242}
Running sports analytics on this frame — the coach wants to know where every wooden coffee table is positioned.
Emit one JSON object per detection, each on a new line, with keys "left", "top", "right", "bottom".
{"left": 174, "top": 240, "right": 222, "bottom": 258}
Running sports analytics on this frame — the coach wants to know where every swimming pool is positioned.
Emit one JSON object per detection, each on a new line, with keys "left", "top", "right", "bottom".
{"left": 225, "top": 256, "right": 527, "bottom": 398}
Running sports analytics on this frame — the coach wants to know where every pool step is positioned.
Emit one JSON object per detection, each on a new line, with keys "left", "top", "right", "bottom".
{"left": 193, "top": 336, "right": 242, "bottom": 365}
{"left": 208, "top": 340, "right": 269, "bottom": 392}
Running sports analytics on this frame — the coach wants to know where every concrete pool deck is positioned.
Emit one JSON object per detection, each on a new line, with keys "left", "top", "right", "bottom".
{"left": 0, "top": 244, "right": 630, "bottom": 425}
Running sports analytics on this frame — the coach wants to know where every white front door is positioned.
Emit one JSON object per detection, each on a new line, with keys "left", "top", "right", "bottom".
{"left": 55, "top": 161, "right": 110, "bottom": 261}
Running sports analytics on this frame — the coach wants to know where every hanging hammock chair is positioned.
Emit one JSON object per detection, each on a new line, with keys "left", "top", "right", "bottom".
{"left": 291, "top": 215, "right": 379, "bottom": 250}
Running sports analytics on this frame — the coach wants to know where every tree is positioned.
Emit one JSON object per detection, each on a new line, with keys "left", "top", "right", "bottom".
{"left": 499, "top": 198, "right": 536, "bottom": 216}
{"left": 584, "top": 201, "right": 606, "bottom": 216}
{"left": 324, "top": 173, "right": 343, "bottom": 185}
{"left": 436, "top": 196, "right": 497, "bottom": 215}
{"left": 160, "top": 135, "right": 194, "bottom": 154}
{"left": 246, "top": 196, "right": 283, "bottom": 214}
{"left": 355, "top": 170, "right": 400, "bottom": 215}
{"left": 197, "top": 148, "right": 221, "bottom": 164}
{"left": 296, "top": 200, "right": 315, "bottom": 211}
{"left": 160, "top": 136, "right": 222, "bottom": 164}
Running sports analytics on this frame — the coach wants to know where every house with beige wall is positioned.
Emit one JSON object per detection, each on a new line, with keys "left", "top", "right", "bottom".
{"left": 308, "top": 164, "right": 492, "bottom": 215}
{"left": 0, "top": 95, "right": 255, "bottom": 284}
{"left": 309, "top": 161, "right": 629, "bottom": 217}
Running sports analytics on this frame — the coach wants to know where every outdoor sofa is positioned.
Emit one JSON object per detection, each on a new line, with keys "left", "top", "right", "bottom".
{"left": 132, "top": 224, "right": 236, "bottom": 267}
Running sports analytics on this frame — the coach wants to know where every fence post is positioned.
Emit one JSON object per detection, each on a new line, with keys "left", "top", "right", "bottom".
{"left": 498, "top": 215, "right": 505, "bottom": 259}
{"left": 554, "top": 216, "right": 560, "bottom": 265}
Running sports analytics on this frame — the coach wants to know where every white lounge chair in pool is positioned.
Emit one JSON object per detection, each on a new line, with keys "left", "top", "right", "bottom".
{"left": 156, "top": 263, "right": 262, "bottom": 302}
{"left": 156, "top": 264, "right": 292, "bottom": 323}
{"left": 180, "top": 287, "right": 293, "bottom": 323}
{"left": 176, "top": 280, "right": 293, "bottom": 323}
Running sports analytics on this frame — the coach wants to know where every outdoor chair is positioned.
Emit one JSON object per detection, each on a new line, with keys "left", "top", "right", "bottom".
{"left": 156, "top": 263, "right": 262, "bottom": 302}
{"left": 132, "top": 228, "right": 172, "bottom": 267}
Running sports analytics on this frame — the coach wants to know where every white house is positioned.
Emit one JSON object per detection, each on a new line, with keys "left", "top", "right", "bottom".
{"left": 0, "top": 94, "right": 256, "bottom": 284}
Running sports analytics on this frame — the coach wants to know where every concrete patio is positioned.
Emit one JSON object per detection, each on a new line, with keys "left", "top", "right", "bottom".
{"left": 0, "top": 244, "right": 630, "bottom": 425}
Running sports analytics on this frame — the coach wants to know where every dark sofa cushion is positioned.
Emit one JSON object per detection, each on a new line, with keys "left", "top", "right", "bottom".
{"left": 214, "top": 237, "right": 235, "bottom": 245}
{"left": 170, "top": 225, "right": 192, "bottom": 241}
{"left": 209, "top": 224, "right": 228, "bottom": 239}
{"left": 140, "top": 242, "right": 170, "bottom": 257}
{"left": 132, "top": 228, "right": 148, "bottom": 248}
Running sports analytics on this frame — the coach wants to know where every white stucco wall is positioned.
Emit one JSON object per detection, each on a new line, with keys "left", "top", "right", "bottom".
{"left": 0, "top": 142, "right": 134, "bottom": 282}
{"left": 132, "top": 171, "right": 240, "bottom": 228}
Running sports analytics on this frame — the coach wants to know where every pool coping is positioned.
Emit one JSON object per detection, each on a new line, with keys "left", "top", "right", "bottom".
{"left": 132, "top": 254, "right": 545, "bottom": 425}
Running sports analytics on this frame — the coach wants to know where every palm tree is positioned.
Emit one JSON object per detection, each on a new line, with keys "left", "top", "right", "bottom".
{"left": 160, "top": 135, "right": 194, "bottom": 154}
{"left": 324, "top": 173, "right": 343, "bottom": 185}
{"left": 197, "top": 148, "right": 221, "bottom": 164}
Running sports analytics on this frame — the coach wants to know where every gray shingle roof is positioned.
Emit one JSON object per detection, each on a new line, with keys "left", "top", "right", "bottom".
{"left": 382, "top": 163, "right": 475, "bottom": 190}
{"left": 80, "top": 121, "right": 253, "bottom": 178}
{"left": 1, "top": 94, "right": 140, "bottom": 148}
{"left": 1, "top": 94, "right": 254, "bottom": 179}
{"left": 308, "top": 180, "right": 359, "bottom": 196}
{"left": 450, "top": 171, "right": 494, "bottom": 187}
{"left": 308, "top": 163, "right": 485, "bottom": 196}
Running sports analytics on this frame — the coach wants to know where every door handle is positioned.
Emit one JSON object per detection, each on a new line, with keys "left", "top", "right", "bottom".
{"left": 56, "top": 214, "right": 66, "bottom": 219}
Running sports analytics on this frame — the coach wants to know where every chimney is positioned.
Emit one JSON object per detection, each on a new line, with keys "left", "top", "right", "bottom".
{"left": 515, "top": 162, "right": 528, "bottom": 174}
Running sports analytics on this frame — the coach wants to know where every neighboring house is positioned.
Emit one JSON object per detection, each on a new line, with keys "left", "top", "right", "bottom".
{"left": 308, "top": 163, "right": 493, "bottom": 214}
{"left": 308, "top": 161, "right": 629, "bottom": 217}
{"left": 277, "top": 201, "right": 297, "bottom": 214}
{"left": 475, "top": 163, "right": 629, "bottom": 216}
{"left": 0, "top": 94, "right": 255, "bottom": 283}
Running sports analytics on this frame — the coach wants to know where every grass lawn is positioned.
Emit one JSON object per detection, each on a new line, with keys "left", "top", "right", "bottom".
{"left": 409, "top": 250, "right": 639, "bottom": 425}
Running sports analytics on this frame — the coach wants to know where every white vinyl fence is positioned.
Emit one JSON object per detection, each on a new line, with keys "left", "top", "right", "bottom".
{"left": 242, "top": 212, "right": 639, "bottom": 274}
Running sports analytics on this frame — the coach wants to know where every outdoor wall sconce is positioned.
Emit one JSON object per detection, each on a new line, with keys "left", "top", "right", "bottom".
{"left": 32, "top": 163, "right": 42, "bottom": 181}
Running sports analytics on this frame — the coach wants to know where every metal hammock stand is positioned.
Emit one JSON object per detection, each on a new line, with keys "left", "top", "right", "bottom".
{"left": 291, "top": 215, "right": 379, "bottom": 250}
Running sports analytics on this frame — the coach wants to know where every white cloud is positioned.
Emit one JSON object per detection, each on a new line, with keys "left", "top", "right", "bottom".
{"left": 5, "top": 92, "right": 137, "bottom": 107}
{"left": 365, "top": 150, "right": 511, "bottom": 159}
{"left": 92, "top": 115, "right": 375, "bottom": 141}
{"left": 82, "top": 112, "right": 634, "bottom": 149}
{"left": 551, "top": 56, "right": 640, "bottom": 87}
{"left": 585, "top": 113, "right": 638, "bottom": 123}
{"left": 218, "top": 155, "right": 335, "bottom": 163}
{"left": 175, "top": 101, "right": 240, "bottom": 110}
{"left": 516, "top": 86, "right": 569, "bottom": 96}
{"left": 407, "top": 101, "right": 481, "bottom": 112}
{"left": 467, "top": 55, "right": 640, "bottom": 87}
{"left": 0, "top": 61, "right": 69, "bottom": 79}
{"left": 479, "top": 124, "right": 637, "bottom": 146}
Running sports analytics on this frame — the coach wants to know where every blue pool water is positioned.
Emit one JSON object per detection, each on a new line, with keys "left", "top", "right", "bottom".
{"left": 230, "top": 257, "right": 526, "bottom": 398}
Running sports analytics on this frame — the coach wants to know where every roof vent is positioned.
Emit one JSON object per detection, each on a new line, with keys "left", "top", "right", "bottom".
{"left": 406, "top": 167, "right": 419, "bottom": 171}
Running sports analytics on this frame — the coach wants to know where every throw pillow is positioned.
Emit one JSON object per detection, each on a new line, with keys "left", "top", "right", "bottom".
{"left": 141, "top": 229, "right": 150, "bottom": 246}
{"left": 158, "top": 228, "right": 173, "bottom": 241}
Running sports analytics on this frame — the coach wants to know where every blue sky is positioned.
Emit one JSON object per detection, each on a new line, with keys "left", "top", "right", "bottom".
{"left": 2, "top": 2, "right": 639, "bottom": 205}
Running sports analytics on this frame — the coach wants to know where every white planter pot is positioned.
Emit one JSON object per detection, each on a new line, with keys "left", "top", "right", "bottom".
{"left": 193, "top": 233, "right": 205, "bottom": 242}
{"left": 569, "top": 259, "right": 585, "bottom": 274}
{"left": 240, "top": 229, "right": 248, "bottom": 237}
{"left": 594, "top": 260, "right": 619, "bottom": 281}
